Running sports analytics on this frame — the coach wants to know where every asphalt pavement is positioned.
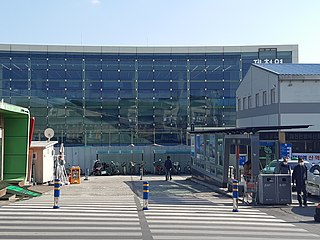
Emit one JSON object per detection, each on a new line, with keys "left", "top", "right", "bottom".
{"left": 0, "top": 174, "right": 319, "bottom": 239}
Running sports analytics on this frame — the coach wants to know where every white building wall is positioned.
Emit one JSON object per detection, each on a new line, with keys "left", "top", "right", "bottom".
{"left": 237, "top": 114, "right": 278, "bottom": 127}
{"left": 281, "top": 81, "right": 320, "bottom": 103}
{"left": 237, "top": 65, "right": 320, "bottom": 131}
{"left": 237, "top": 65, "right": 279, "bottom": 109}
{"left": 250, "top": 67, "right": 279, "bottom": 106}
{"left": 281, "top": 114, "right": 320, "bottom": 131}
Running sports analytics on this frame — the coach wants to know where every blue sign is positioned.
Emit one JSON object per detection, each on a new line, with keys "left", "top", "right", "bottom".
{"left": 280, "top": 143, "right": 292, "bottom": 158}
{"left": 239, "top": 156, "right": 246, "bottom": 166}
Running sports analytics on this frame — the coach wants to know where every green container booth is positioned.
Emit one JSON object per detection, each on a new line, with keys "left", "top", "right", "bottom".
{"left": 0, "top": 101, "right": 30, "bottom": 183}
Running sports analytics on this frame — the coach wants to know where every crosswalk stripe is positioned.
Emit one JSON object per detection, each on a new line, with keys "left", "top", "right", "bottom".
{"left": 1, "top": 176, "right": 319, "bottom": 240}
{"left": 153, "top": 236, "right": 319, "bottom": 240}
{"left": 150, "top": 229, "right": 319, "bottom": 237}
{"left": 149, "top": 224, "right": 307, "bottom": 232}
{"left": 0, "top": 232, "right": 143, "bottom": 237}
{"left": 0, "top": 208, "right": 140, "bottom": 214}
{"left": 0, "top": 221, "right": 140, "bottom": 226}
{"left": 143, "top": 196, "right": 320, "bottom": 240}
{"left": 146, "top": 205, "right": 262, "bottom": 211}
{"left": 0, "top": 216, "right": 140, "bottom": 221}
{"left": 0, "top": 195, "right": 142, "bottom": 239}
{"left": 0, "top": 212, "right": 140, "bottom": 217}
{"left": 145, "top": 215, "right": 285, "bottom": 221}
{"left": 145, "top": 211, "right": 270, "bottom": 217}
{"left": 0, "top": 226, "right": 141, "bottom": 230}
{"left": 146, "top": 219, "right": 294, "bottom": 226}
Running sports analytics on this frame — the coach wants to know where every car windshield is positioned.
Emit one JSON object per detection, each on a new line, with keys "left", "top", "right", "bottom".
{"left": 288, "top": 162, "right": 298, "bottom": 169}
{"left": 266, "top": 160, "right": 279, "bottom": 168}
{"left": 264, "top": 160, "right": 312, "bottom": 171}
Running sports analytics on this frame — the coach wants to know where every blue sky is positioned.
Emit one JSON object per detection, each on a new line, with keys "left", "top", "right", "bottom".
{"left": 1, "top": 0, "right": 320, "bottom": 63}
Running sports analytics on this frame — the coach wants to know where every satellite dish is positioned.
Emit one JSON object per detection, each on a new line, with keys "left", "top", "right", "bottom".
{"left": 44, "top": 128, "right": 55, "bottom": 141}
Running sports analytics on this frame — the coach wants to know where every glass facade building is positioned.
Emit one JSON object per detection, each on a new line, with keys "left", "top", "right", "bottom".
{"left": 0, "top": 44, "right": 297, "bottom": 146}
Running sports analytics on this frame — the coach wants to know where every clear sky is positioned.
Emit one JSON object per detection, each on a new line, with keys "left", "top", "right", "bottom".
{"left": 1, "top": 0, "right": 320, "bottom": 63}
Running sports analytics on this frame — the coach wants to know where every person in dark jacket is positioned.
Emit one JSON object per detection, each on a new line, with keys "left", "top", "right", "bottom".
{"left": 164, "top": 156, "right": 173, "bottom": 181}
{"left": 279, "top": 157, "right": 291, "bottom": 174}
{"left": 292, "top": 157, "right": 308, "bottom": 207}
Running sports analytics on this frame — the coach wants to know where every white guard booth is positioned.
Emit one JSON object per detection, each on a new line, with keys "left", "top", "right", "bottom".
{"left": 29, "top": 141, "right": 58, "bottom": 184}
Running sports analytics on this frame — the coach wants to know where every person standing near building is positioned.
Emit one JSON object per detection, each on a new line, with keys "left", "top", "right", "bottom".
{"left": 279, "top": 157, "right": 291, "bottom": 174}
{"left": 292, "top": 157, "right": 308, "bottom": 207}
{"left": 164, "top": 156, "right": 173, "bottom": 181}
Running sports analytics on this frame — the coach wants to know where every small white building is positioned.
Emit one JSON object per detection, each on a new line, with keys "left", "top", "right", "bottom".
{"left": 236, "top": 64, "right": 320, "bottom": 158}
{"left": 28, "top": 141, "right": 58, "bottom": 184}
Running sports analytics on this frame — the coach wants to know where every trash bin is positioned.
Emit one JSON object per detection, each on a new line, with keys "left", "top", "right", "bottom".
{"left": 258, "top": 174, "right": 277, "bottom": 204}
{"left": 258, "top": 174, "right": 292, "bottom": 205}
{"left": 277, "top": 174, "right": 292, "bottom": 204}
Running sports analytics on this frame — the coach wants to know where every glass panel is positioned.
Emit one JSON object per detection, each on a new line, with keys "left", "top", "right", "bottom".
{"left": 223, "top": 70, "right": 240, "bottom": 80}
{"left": 11, "top": 69, "right": 28, "bottom": 80}
{"left": 48, "top": 70, "right": 65, "bottom": 80}
{"left": 138, "top": 60, "right": 153, "bottom": 70}
{"left": 11, "top": 56, "right": 29, "bottom": 70}
{"left": 172, "top": 70, "right": 187, "bottom": 80}
{"left": 85, "top": 82, "right": 101, "bottom": 90}
{"left": 30, "top": 107, "right": 48, "bottom": 116}
{"left": 66, "top": 90, "right": 83, "bottom": 99}
{"left": 119, "top": 60, "right": 135, "bottom": 70}
{"left": 66, "top": 81, "right": 82, "bottom": 90}
{"left": 86, "top": 71, "right": 101, "bottom": 80}
{"left": 120, "top": 81, "right": 134, "bottom": 89}
{"left": 66, "top": 70, "right": 82, "bottom": 80}
{"left": 119, "top": 71, "right": 135, "bottom": 81}
{"left": 48, "top": 58, "right": 65, "bottom": 69}
{"left": 154, "top": 82, "right": 170, "bottom": 89}
{"left": 138, "top": 71, "right": 153, "bottom": 80}
{"left": 101, "top": 58, "right": 118, "bottom": 70}
{"left": 10, "top": 97, "right": 29, "bottom": 107}
{"left": 191, "top": 71, "right": 205, "bottom": 80}
{"left": 85, "top": 89, "right": 101, "bottom": 99}
{"left": 48, "top": 81, "right": 65, "bottom": 89}
{"left": 31, "top": 69, "right": 47, "bottom": 80}
{"left": 102, "top": 70, "right": 118, "bottom": 80}
{"left": 66, "top": 58, "right": 82, "bottom": 70}
{"left": 206, "top": 70, "right": 223, "bottom": 80}
{"left": 154, "top": 71, "right": 171, "bottom": 80}
{"left": 119, "top": 89, "right": 135, "bottom": 99}
{"left": 153, "top": 60, "right": 171, "bottom": 70}
{"left": 65, "top": 133, "right": 84, "bottom": 145}
{"left": 48, "top": 90, "right": 65, "bottom": 98}
{"left": 29, "top": 98, "right": 47, "bottom": 107}
{"left": 101, "top": 90, "right": 118, "bottom": 99}
{"left": 84, "top": 57, "right": 101, "bottom": 70}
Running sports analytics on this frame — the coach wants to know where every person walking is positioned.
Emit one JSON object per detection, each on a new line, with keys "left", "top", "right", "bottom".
{"left": 292, "top": 157, "right": 308, "bottom": 207}
{"left": 164, "top": 156, "right": 173, "bottom": 181}
{"left": 279, "top": 157, "right": 291, "bottom": 174}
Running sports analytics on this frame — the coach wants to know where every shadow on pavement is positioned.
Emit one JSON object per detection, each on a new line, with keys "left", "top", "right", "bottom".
{"left": 291, "top": 206, "right": 316, "bottom": 218}
{"left": 125, "top": 177, "right": 216, "bottom": 205}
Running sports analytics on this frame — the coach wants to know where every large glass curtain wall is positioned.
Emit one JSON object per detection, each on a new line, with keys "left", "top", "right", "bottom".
{"left": 0, "top": 50, "right": 292, "bottom": 146}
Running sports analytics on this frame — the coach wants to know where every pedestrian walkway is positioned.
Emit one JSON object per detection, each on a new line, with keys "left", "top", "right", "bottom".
{"left": 0, "top": 176, "right": 142, "bottom": 239}
{"left": 0, "top": 198, "right": 141, "bottom": 239}
{"left": 0, "top": 175, "right": 319, "bottom": 239}
{"left": 145, "top": 201, "right": 319, "bottom": 240}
